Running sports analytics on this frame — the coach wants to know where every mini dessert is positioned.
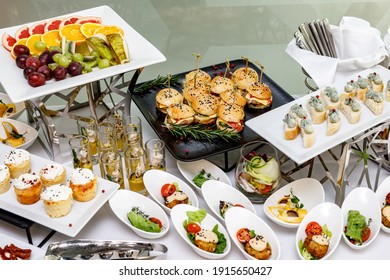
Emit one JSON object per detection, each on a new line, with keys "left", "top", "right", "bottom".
{"left": 320, "top": 86, "right": 340, "bottom": 110}
{"left": 365, "top": 90, "right": 384, "bottom": 115}
{"left": 236, "top": 227, "right": 271, "bottom": 260}
{"left": 209, "top": 75, "right": 234, "bottom": 97}
{"left": 283, "top": 113, "right": 299, "bottom": 140}
{"left": 245, "top": 82, "right": 272, "bottom": 109}
{"left": 161, "top": 182, "right": 188, "bottom": 209}
{"left": 191, "top": 93, "right": 219, "bottom": 125}
{"left": 219, "top": 88, "right": 247, "bottom": 108}
{"left": 41, "top": 184, "right": 73, "bottom": 218}
{"left": 69, "top": 168, "right": 97, "bottom": 202}
{"left": 299, "top": 118, "right": 315, "bottom": 148}
{"left": 342, "top": 80, "right": 357, "bottom": 98}
{"left": 356, "top": 76, "right": 368, "bottom": 101}
{"left": 289, "top": 104, "right": 308, "bottom": 123}
{"left": 216, "top": 102, "right": 245, "bottom": 133}
{"left": 39, "top": 163, "right": 66, "bottom": 188}
{"left": 155, "top": 88, "right": 183, "bottom": 114}
{"left": 367, "top": 72, "right": 384, "bottom": 92}
{"left": 13, "top": 173, "right": 42, "bottom": 205}
{"left": 0, "top": 165, "right": 11, "bottom": 194}
{"left": 182, "top": 79, "right": 208, "bottom": 106}
{"left": 4, "top": 149, "right": 31, "bottom": 179}
{"left": 231, "top": 67, "right": 259, "bottom": 90}
{"left": 307, "top": 95, "right": 326, "bottom": 124}
{"left": 326, "top": 109, "right": 341, "bottom": 136}
{"left": 185, "top": 69, "right": 211, "bottom": 85}
{"left": 339, "top": 97, "right": 361, "bottom": 124}
{"left": 164, "top": 103, "right": 195, "bottom": 126}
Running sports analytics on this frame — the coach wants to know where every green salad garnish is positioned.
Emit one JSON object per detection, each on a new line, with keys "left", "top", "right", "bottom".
{"left": 127, "top": 207, "right": 161, "bottom": 233}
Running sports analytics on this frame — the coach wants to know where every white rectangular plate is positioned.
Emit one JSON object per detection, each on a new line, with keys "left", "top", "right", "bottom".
{"left": 0, "top": 5, "right": 166, "bottom": 103}
{"left": 0, "top": 232, "right": 45, "bottom": 260}
{"left": 0, "top": 145, "right": 119, "bottom": 237}
{"left": 246, "top": 65, "right": 390, "bottom": 165}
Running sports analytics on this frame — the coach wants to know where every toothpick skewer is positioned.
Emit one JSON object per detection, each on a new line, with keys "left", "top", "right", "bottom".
{"left": 255, "top": 60, "right": 265, "bottom": 83}
{"left": 241, "top": 56, "right": 249, "bottom": 73}
{"left": 192, "top": 53, "right": 202, "bottom": 71}
{"left": 224, "top": 59, "right": 230, "bottom": 78}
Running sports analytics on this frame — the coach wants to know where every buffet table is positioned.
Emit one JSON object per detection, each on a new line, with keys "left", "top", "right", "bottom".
{"left": 0, "top": 101, "right": 389, "bottom": 260}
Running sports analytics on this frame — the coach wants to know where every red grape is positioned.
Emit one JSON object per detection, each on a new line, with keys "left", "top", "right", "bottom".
{"left": 53, "top": 65, "right": 67, "bottom": 80}
{"left": 37, "top": 65, "right": 53, "bottom": 80}
{"left": 13, "top": 45, "right": 30, "bottom": 57}
{"left": 27, "top": 72, "right": 46, "bottom": 87}
{"left": 67, "top": 61, "right": 82, "bottom": 76}
{"left": 15, "top": 54, "right": 30, "bottom": 69}
{"left": 38, "top": 50, "right": 50, "bottom": 66}
{"left": 25, "top": 57, "right": 41, "bottom": 70}
{"left": 23, "top": 66, "right": 35, "bottom": 79}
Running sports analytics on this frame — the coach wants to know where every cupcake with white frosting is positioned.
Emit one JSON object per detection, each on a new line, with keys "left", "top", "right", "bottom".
{"left": 41, "top": 184, "right": 73, "bottom": 218}
{"left": 39, "top": 163, "right": 66, "bottom": 188}
{"left": 13, "top": 173, "right": 42, "bottom": 205}
{"left": 4, "top": 149, "right": 31, "bottom": 179}
{"left": 0, "top": 165, "right": 11, "bottom": 194}
{"left": 69, "top": 168, "right": 97, "bottom": 202}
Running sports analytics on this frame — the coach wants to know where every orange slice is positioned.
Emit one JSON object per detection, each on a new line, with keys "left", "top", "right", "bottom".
{"left": 59, "top": 24, "right": 86, "bottom": 43}
{"left": 94, "top": 25, "right": 124, "bottom": 36}
{"left": 41, "top": 30, "right": 61, "bottom": 47}
{"left": 10, "top": 38, "right": 28, "bottom": 59}
{"left": 26, "top": 34, "right": 45, "bottom": 55}
{"left": 80, "top": 22, "right": 103, "bottom": 38}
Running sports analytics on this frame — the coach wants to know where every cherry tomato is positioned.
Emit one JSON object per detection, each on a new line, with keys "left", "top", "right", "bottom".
{"left": 361, "top": 226, "right": 371, "bottom": 243}
{"left": 386, "top": 192, "right": 390, "bottom": 205}
{"left": 149, "top": 217, "right": 162, "bottom": 229}
{"left": 234, "top": 203, "right": 245, "bottom": 208}
{"left": 259, "top": 184, "right": 273, "bottom": 195}
{"left": 236, "top": 227, "right": 252, "bottom": 243}
{"left": 186, "top": 223, "right": 201, "bottom": 234}
{"left": 228, "top": 121, "right": 243, "bottom": 132}
{"left": 305, "top": 221, "right": 322, "bottom": 237}
{"left": 161, "top": 183, "right": 176, "bottom": 197}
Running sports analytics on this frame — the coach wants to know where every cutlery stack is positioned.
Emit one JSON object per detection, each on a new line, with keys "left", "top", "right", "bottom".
{"left": 294, "top": 19, "right": 337, "bottom": 58}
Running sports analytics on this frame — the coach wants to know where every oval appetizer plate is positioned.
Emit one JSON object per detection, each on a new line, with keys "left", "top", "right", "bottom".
{"left": 109, "top": 189, "right": 169, "bottom": 239}
{"left": 341, "top": 187, "right": 381, "bottom": 250}
{"left": 264, "top": 178, "right": 325, "bottom": 228}
{"left": 375, "top": 176, "right": 390, "bottom": 233}
{"left": 0, "top": 92, "right": 25, "bottom": 119}
{"left": 201, "top": 180, "right": 256, "bottom": 223}
{"left": 0, "top": 117, "right": 38, "bottom": 150}
{"left": 177, "top": 159, "right": 231, "bottom": 197}
{"left": 143, "top": 169, "right": 199, "bottom": 215}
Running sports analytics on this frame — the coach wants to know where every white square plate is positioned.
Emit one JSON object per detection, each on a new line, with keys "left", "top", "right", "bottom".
{"left": 246, "top": 65, "right": 390, "bottom": 165}
{"left": 0, "top": 5, "right": 166, "bottom": 103}
{"left": 0, "top": 232, "right": 45, "bottom": 260}
{"left": 0, "top": 145, "right": 119, "bottom": 237}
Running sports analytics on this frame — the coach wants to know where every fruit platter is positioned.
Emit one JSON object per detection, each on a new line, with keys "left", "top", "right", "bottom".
{"left": 0, "top": 5, "right": 166, "bottom": 103}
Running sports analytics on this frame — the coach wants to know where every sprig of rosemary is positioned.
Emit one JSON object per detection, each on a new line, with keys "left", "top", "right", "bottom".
{"left": 166, "top": 123, "right": 241, "bottom": 142}
{"left": 133, "top": 74, "right": 181, "bottom": 93}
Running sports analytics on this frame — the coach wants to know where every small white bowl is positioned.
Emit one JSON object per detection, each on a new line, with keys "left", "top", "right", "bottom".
{"left": 170, "top": 204, "right": 231, "bottom": 259}
{"left": 177, "top": 159, "right": 231, "bottom": 197}
{"left": 109, "top": 189, "right": 169, "bottom": 239}
{"left": 341, "top": 187, "right": 381, "bottom": 249}
{"left": 202, "top": 180, "right": 256, "bottom": 222}
{"left": 0, "top": 117, "right": 38, "bottom": 150}
{"left": 296, "top": 202, "right": 343, "bottom": 260}
{"left": 143, "top": 169, "right": 199, "bottom": 215}
{"left": 375, "top": 176, "right": 390, "bottom": 233}
{"left": 224, "top": 207, "right": 281, "bottom": 260}
{"left": 0, "top": 92, "right": 25, "bottom": 119}
{"left": 264, "top": 178, "right": 325, "bottom": 228}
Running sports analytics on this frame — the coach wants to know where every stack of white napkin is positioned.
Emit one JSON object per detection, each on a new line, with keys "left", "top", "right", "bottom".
{"left": 286, "top": 17, "right": 389, "bottom": 89}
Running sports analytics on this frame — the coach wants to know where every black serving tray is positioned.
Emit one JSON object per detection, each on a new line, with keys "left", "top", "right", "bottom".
{"left": 131, "top": 59, "right": 294, "bottom": 163}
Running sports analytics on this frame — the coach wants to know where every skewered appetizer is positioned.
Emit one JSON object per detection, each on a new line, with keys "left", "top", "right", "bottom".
{"left": 216, "top": 102, "right": 245, "bottom": 133}
{"left": 367, "top": 72, "right": 384, "bottom": 92}
{"left": 209, "top": 76, "right": 234, "bottom": 98}
{"left": 320, "top": 86, "right": 340, "bottom": 110}
{"left": 283, "top": 113, "right": 299, "bottom": 140}
{"left": 339, "top": 97, "right": 361, "bottom": 124}
{"left": 236, "top": 227, "right": 272, "bottom": 260}
{"left": 245, "top": 82, "right": 272, "bottom": 109}
{"left": 364, "top": 90, "right": 384, "bottom": 115}
{"left": 161, "top": 182, "right": 189, "bottom": 209}
{"left": 326, "top": 109, "right": 341, "bottom": 136}
{"left": 299, "top": 117, "right": 315, "bottom": 148}
{"left": 219, "top": 88, "right": 247, "bottom": 108}
{"left": 182, "top": 79, "right": 208, "bottom": 106}
{"left": 13, "top": 173, "right": 42, "bottom": 205}
{"left": 299, "top": 221, "right": 331, "bottom": 260}
{"left": 41, "top": 184, "right": 73, "bottom": 218}
{"left": 231, "top": 67, "right": 259, "bottom": 90}
{"left": 185, "top": 69, "right": 211, "bottom": 85}
{"left": 356, "top": 76, "right": 368, "bottom": 101}
{"left": 164, "top": 103, "right": 195, "bottom": 125}
{"left": 0, "top": 165, "right": 11, "bottom": 194}
{"left": 192, "top": 93, "right": 219, "bottom": 125}
{"left": 307, "top": 95, "right": 326, "bottom": 124}
{"left": 4, "top": 149, "right": 31, "bottom": 179}
{"left": 155, "top": 88, "right": 183, "bottom": 114}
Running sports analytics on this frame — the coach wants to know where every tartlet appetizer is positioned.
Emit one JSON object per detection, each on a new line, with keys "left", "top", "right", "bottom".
{"left": 236, "top": 227, "right": 271, "bottom": 260}
{"left": 299, "top": 221, "right": 332, "bottom": 260}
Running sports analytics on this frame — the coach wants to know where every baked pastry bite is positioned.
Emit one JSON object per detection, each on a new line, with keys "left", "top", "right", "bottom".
{"left": 387, "top": 80, "right": 390, "bottom": 101}
{"left": 209, "top": 75, "right": 234, "bottom": 97}
{"left": 283, "top": 113, "right": 299, "bottom": 140}
{"left": 364, "top": 90, "right": 384, "bottom": 115}
{"left": 356, "top": 76, "right": 368, "bottom": 101}
{"left": 245, "top": 81, "right": 272, "bottom": 109}
{"left": 342, "top": 80, "right": 358, "bottom": 98}
{"left": 185, "top": 69, "right": 211, "bottom": 85}
{"left": 155, "top": 88, "right": 183, "bottom": 114}
{"left": 368, "top": 72, "right": 384, "bottom": 92}
{"left": 39, "top": 163, "right": 66, "bottom": 188}
{"left": 231, "top": 67, "right": 259, "bottom": 90}
{"left": 182, "top": 79, "right": 208, "bottom": 106}
{"left": 320, "top": 86, "right": 340, "bottom": 110}
{"left": 69, "top": 168, "right": 97, "bottom": 202}
{"left": 219, "top": 88, "right": 247, "bottom": 108}
{"left": 164, "top": 103, "right": 195, "bottom": 125}
{"left": 289, "top": 104, "right": 308, "bottom": 123}
{"left": 216, "top": 102, "right": 245, "bottom": 133}
{"left": 307, "top": 95, "right": 326, "bottom": 124}
{"left": 41, "top": 184, "right": 73, "bottom": 218}
{"left": 339, "top": 97, "right": 361, "bottom": 124}
{"left": 4, "top": 149, "right": 31, "bottom": 179}
{"left": 13, "top": 173, "right": 42, "bottom": 205}
{"left": 191, "top": 93, "right": 219, "bottom": 125}
{"left": 0, "top": 165, "right": 11, "bottom": 194}
{"left": 299, "top": 117, "right": 315, "bottom": 148}
{"left": 326, "top": 109, "right": 341, "bottom": 136}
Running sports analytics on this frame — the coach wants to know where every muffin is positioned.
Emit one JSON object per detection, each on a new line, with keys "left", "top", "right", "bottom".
{"left": 41, "top": 184, "right": 73, "bottom": 218}
{"left": 4, "top": 149, "right": 31, "bottom": 179}
{"left": 0, "top": 165, "right": 11, "bottom": 194}
{"left": 39, "top": 163, "right": 66, "bottom": 188}
{"left": 69, "top": 168, "right": 97, "bottom": 202}
{"left": 13, "top": 173, "right": 42, "bottom": 205}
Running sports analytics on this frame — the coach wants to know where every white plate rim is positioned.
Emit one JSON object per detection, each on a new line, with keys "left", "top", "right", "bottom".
{"left": 0, "top": 117, "right": 38, "bottom": 150}
{"left": 0, "top": 92, "right": 25, "bottom": 119}
{"left": 0, "top": 232, "right": 45, "bottom": 260}
{"left": 375, "top": 175, "right": 390, "bottom": 233}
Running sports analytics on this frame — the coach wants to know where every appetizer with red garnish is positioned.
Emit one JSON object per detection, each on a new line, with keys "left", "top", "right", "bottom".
{"left": 161, "top": 182, "right": 189, "bottom": 209}
{"left": 344, "top": 210, "right": 371, "bottom": 245}
{"left": 299, "top": 221, "right": 331, "bottom": 260}
{"left": 382, "top": 192, "right": 390, "bottom": 228}
{"left": 236, "top": 227, "right": 272, "bottom": 260}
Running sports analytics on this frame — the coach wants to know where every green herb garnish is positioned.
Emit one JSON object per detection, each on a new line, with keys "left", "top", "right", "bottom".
{"left": 133, "top": 74, "right": 180, "bottom": 94}
{"left": 192, "top": 169, "right": 219, "bottom": 188}
{"left": 290, "top": 188, "right": 304, "bottom": 209}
